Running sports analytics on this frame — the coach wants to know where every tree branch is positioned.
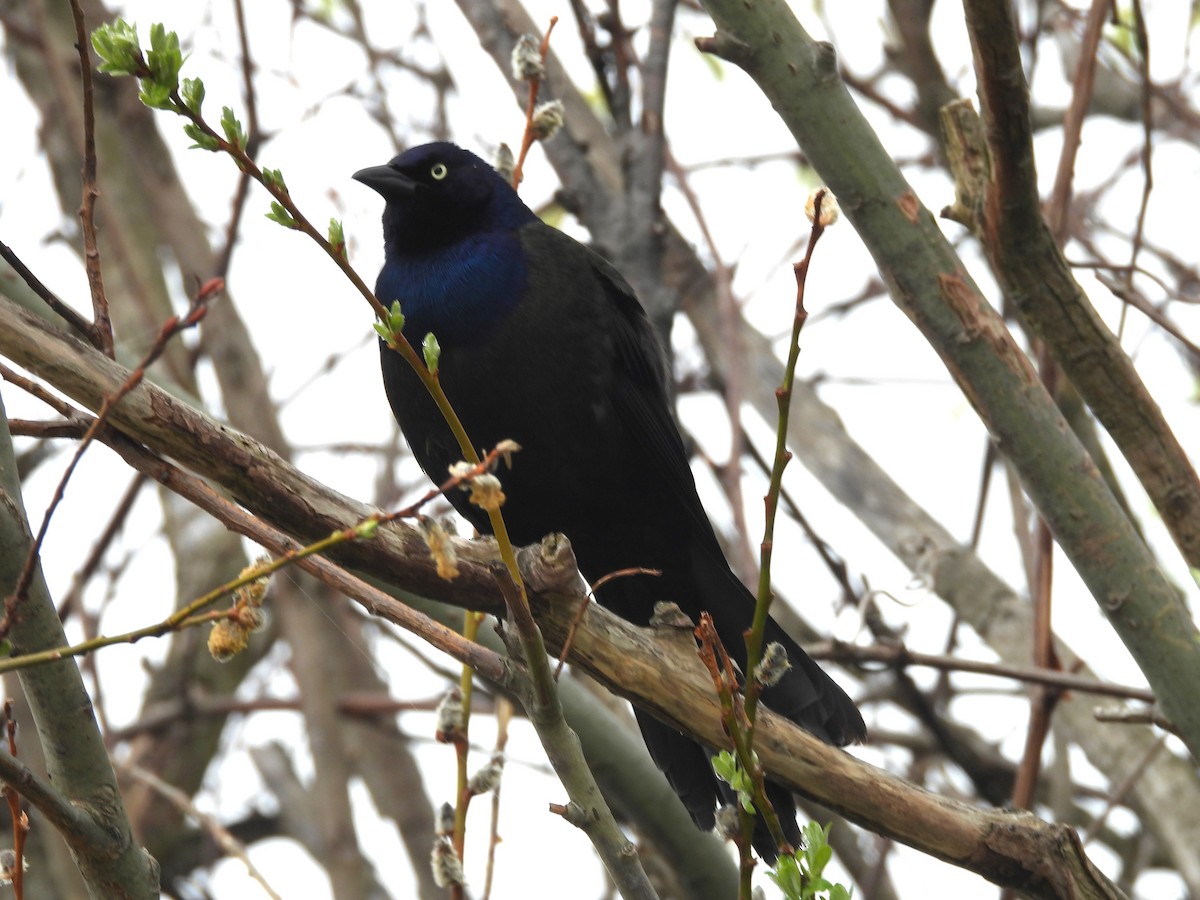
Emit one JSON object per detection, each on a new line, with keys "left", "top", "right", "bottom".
{"left": 0, "top": 283, "right": 1124, "bottom": 898}
{"left": 693, "top": 0, "right": 1200, "bottom": 763}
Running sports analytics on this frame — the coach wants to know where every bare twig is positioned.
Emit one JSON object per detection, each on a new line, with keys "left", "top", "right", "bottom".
{"left": 67, "top": 0, "right": 113, "bottom": 356}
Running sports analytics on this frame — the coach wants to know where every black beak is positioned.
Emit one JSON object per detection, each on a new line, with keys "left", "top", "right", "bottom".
{"left": 352, "top": 164, "right": 417, "bottom": 199}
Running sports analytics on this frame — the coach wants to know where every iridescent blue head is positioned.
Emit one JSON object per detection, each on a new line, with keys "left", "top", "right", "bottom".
{"left": 354, "top": 143, "right": 539, "bottom": 343}
{"left": 353, "top": 142, "right": 536, "bottom": 254}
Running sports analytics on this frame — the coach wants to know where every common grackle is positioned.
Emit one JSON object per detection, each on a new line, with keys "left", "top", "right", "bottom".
{"left": 354, "top": 142, "right": 865, "bottom": 861}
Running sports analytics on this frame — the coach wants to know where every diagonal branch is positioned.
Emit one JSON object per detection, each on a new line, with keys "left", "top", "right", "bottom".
{"left": 0, "top": 279, "right": 1123, "bottom": 899}
{"left": 692, "top": 0, "right": 1200, "bottom": 764}
{"left": 961, "top": 0, "right": 1200, "bottom": 571}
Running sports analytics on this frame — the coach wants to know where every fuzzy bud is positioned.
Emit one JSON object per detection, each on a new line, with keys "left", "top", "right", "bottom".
{"left": 530, "top": 100, "right": 565, "bottom": 142}
{"left": 465, "top": 473, "right": 506, "bottom": 511}
{"left": 447, "top": 461, "right": 475, "bottom": 481}
{"left": 755, "top": 641, "right": 792, "bottom": 688}
{"left": 714, "top": 804, "right": 742, "bottom": 841}
{"left": 435, "top": 686, "right": 464, "bottom": 742}
{"left": 493, "top": 438, "right": 522, "bottom": 468}
{"left": 207, "top": 619, "right": 248, "bottom": 662}
{"left": 437, "top": 802, "right": 455, "bottom": 836}
{"left": 494, "top": 143, "right": 516, "bottom": 184}
{"left": 805, "top": 187, "right": 839, "bottom": 227}
{"left": 511, "top": 34, "right": 545, "bottom": 81}
{"left": 430, "top": 835, "right": 464, "bottom": 887}
{"left": 467, "top": 752, "right": 506, "bottom": 796}
{"left": 421, "top": 517, "right": 460, "bottom": 581}
{"left": 0, "top": 848, "right": 28, "bottom": 885}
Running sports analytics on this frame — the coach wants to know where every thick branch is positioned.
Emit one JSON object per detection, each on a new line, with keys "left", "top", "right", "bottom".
{"left": 961, "top": 0, "right": 1200, "bottom": 570}
{"left": 0, "top": 397, "right": 158, "bottom": 898}
{"left": 0, "top": 287, "right": 1122, "bottom": 898}
{"left": 693, "top": 0, "right": 1200, "bottom": 762}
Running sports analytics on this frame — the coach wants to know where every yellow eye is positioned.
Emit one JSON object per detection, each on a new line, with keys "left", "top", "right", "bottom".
{"left": 430, "top": 163, "right": 448, "bottom": 180}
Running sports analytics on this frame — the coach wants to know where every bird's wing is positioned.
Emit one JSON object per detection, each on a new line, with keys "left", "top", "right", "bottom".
{"left": 584, "top": 247, "right": 731, "bottom": 553}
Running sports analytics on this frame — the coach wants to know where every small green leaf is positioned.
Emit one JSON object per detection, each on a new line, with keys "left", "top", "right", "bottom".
{"left": 220, "top": 106, "right": 247, "bottom": 151}
{"left": 386, "top": 300, "right": 405, "bottom": 334}
{"left": 813, "top": 843, "right": 833, "bottom": 873}
{"left": 767, "top": 854, "right": 804, "bottom": 900}
{"left": 262, "top": 167, "right": 287, "bottom": 193}
{"left": 423, "top": 332, "right": 441, "bottom": 374}
{"left": 145, "top": 22, "right": 184, "bottom": 92}
{"left": 355, "top": 518, "right": 379, "bottom": 539}
{"left": 91, "top": 19, "right": 143, "bottom": 76}
{"left": 327, "top": 217, "right": 345, "bottom": 250}
{"left": 138, "top": 81, "right": 174, "bottom": 110}
{"left": 710, "top": 751, "right": 755, "bottom": 813}
{"left": 265, "top": 201, "right": 298, "bottom": 229}
{"left": 183, "top": 123, "right": 220, "bottom": 151}
{"left": 374, "top": 300, "right": 406, "bottom": 342}
{"left": 180, "top": 76, "right": 205, "bottom": 115}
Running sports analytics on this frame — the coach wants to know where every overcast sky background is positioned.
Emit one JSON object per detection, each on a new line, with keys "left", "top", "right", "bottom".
{"left": 3, "top": 0, "right": 1199, "bottom": 897}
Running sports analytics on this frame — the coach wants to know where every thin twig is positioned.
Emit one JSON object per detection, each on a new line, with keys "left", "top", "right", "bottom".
{"left": 120, "top": 762, "right": 283, "bottom": 899}
{"left": 511, "top": 17, "right": 559, "bottom": 189}
{"left": 67, "top": 0, "right": 113, "bottom": 356}
{"left": 809, "top": 640, "right": 1157, "bottom": 703}
{"left": 213, "top": 0, "right": 260, "bottom": 279}
{"left": 2, "top": 702, "right": 27, "bottom": 900}
{"left": 0, "top": 242, "right": 98, "bottom": 346}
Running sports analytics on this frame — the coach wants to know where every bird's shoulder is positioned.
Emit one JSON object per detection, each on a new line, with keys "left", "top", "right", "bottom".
{"left": 515, "top": 222, "right": 668, "bottom": 391}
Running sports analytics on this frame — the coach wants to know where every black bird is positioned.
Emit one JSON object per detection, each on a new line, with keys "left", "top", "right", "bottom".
{"left": 354, "top": 142, "right": 865, "bottom": 860}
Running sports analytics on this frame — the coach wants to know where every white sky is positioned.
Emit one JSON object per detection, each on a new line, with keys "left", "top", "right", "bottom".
{"left": 2, "top": 1, "right": 1199, "bottom": 897}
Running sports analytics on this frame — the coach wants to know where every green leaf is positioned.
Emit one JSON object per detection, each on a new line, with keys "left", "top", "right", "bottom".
{"left": 183, "top": 123, "right": 220, "bottom": 151}
{"left": 710, "top": 750, "right": 755, "bottom": 812}
{"left": 180, "top": 76, "right": 205, "bottom": 115}
{"left": 812, "top": 843, "right": 833, "bottom": 873}
{"left": 91, "top": 19, "right": 143, "bottom": 76}
{"left": 220, "top": 106, "right": 247, "bottom": 151}
{"left": 262, "top": 167, "right": 288, "bottom": 193}
{"left": 138, "top": 81, "right": 174, "bottom": 110}
{"left": 767, "top": 854, "right": 804, "bottom": 900}
{"left": 373, "top": 300, "right": 406, "bottom": 342}
{"left": 327, "top": 217, "right": 345, "bottom": 249}
{"left": 385, "top": 300, "right": 405, "bottom": 334}
{"left": 265, "top": 201, "right": 298, "bottom": 229}
{"left": 423, "top": 332, "right": 441, "bottom": 374}
{"left": 145, "top": 22, "right": 184, "bottom": 91}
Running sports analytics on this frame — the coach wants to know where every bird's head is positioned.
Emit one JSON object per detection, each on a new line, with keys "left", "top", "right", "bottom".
{"left": 353, "top": 142, "right": 535, "bottom": 252}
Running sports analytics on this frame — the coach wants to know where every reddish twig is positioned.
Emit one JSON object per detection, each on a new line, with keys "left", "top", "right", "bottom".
{"left": 1, "top": 702, "right": 27, "bottom": 899}
{"left": 213, "top": 0, "right": 260, "bottom": 279}
{"left": 67, "top": 0, "right": 113, "bottom": 357}
{"left": 554, "top": 566, "right": 660, "bottom": 678}
{"left": 510, "top": 17, "right": 559, "bottom": 190}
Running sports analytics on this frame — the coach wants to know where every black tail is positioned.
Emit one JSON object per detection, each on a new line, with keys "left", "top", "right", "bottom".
{"left": 593, "top": 541, "right": 864, "bottom": 862}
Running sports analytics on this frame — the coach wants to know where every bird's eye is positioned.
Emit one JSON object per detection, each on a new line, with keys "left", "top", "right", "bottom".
{"left": 430, "top": 163, "right": 448, "bottom": 181}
